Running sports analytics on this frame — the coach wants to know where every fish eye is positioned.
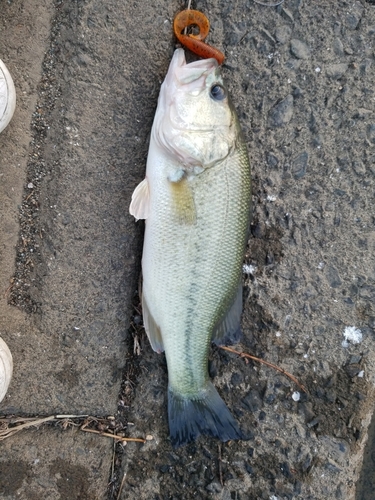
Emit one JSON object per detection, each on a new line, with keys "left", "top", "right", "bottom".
{"left": 210, "top": 84, "right": 226, "bottom": 101}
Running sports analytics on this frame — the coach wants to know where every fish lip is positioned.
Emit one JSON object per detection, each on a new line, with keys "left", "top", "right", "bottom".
{"left": 174, "top": 47, "right": 218, "bottom": 70}
{"left": 169, "top": 48, "right": 218, "bottom": 88}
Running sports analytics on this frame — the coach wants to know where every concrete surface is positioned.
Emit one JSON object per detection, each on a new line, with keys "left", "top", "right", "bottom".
{"left": 1, "top": 0, "right": 375, "bottom": 499}
{"left": 1, "top": 0, "right": 141, "bottom": 497}
{"left": 0, "top": 427, "right": 110, "bottom": 500}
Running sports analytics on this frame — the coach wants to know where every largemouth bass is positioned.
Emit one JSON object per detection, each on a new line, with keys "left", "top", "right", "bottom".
{"left": 130, "top": 48, "right": 251, "bottom": 447}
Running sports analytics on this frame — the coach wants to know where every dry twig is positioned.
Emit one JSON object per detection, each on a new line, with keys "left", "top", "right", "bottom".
{"left": 80, "top": 426, "right": 146, "bottom": 443}
{"left": 219, "top": 345, "right": 307, "bottom": 393}
{"left": 116, "top": 471, "right": 127, "bottom": 500}
{"left": 0, "top": 415, "right": 55, "bottom": 440}
{"left": 0, "top": 414, "right": 147, "bottom": 444}
{"left": 0, "top": 414, "right": 86, "bottom": 441}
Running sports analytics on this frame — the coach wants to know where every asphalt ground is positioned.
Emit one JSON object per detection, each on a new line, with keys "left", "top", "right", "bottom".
{"left": 1, "top": 1, "right": 375, "bottom": 499}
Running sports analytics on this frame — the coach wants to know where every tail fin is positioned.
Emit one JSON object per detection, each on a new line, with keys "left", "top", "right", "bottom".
{"left": 168, "top": 381, "right": 244, "bottom": 448}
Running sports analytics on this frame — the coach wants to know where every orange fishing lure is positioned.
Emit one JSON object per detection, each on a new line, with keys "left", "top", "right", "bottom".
{"left": 173, "top": 9, "right": 225, "bottom": 65}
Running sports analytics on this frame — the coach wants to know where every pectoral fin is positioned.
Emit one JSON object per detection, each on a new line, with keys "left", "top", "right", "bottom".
{"left": 142, "top": 294, "right": 164, "bottom": 353}
{"left": 212, "top": 284, "right": 243, "bottom": 346}
{"left": 129, "top": 178, "right": 150, "bottom": 220}
{"left": 169, "top": 178, "right": 196, "bottom": 225}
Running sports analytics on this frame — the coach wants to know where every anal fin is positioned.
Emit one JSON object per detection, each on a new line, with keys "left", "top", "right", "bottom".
{"left": 142, "top": 294, "right": 164, "bottom": 353}
{"left": 212, "top": 283, "right": 243, "bottom": 346}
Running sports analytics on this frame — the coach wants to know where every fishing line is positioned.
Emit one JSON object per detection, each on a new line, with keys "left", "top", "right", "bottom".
{"left": 253, "top": 0, "right": 285, "bottom": 6}
{"left": 184, "top": 0, "right": 192, "bottom": 34}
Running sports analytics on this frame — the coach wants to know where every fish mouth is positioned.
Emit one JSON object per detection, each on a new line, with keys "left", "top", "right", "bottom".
{"left": 167, "top": 48, "right": 218, "bottom": 92}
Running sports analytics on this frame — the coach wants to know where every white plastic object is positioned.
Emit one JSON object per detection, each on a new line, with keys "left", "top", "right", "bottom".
{"left": 0, "top": 59, "right": 16, "bottom": 133}
{"left": 0, "top": 337, "right": 13, "bottom": 403}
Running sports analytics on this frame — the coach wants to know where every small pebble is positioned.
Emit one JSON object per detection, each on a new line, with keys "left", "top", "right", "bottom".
{"left": 343, "top": 326, "right": 362, "bottom": 345}
{"left": 336, "top": 482, "right": 347, "bottom": 499}
{"left": 268, "top": 95, "right": 294, "bottom": 128}
{"left": 292, "top": 151, "right": 308, "bottom": 179}
{"left": 367, "top": 124, "right": 375, "bottom": 144}
{"left": 292, "top": 391, "right": 300, "bottom": 401}
{"left": 345, "top": 10, "right": 363, "bottom": 30}
{"left": 242, "top": 389, "right": 263, "bottom": 412}
{"left": 325, "top": 460, "right": 341, "bottom": 473}
{"left": 333, "top": 38, "right": 344, "bottom": 56}
{"left": 325, "top": 265, "right": 342, "bottom": 288}
{"left": 266, "top": 153, "right": 279, "bottom": 168}
{"left": 307, "top": 415, "right": 324, "bottom": 428}
{"left": 352, "top": 161, "right": 366, "bottom": 176}
{"left": 344, "top": 363, "right": 361, "bottom": 378}
{"left": 275, "top": 26, "right": 291, "bottom": 44}
{"left": 260, "top": 28, "right": 276, "bottom": 44}
{"left": 326, "top": 63, "right": 349, "bottom": 79}
{"left": 290, "top": 39, "right": 310, "bottom": 59}
{"left": 205, "top": 481, "right": 222, "bottom": 493}
{"left": 243, "top": 264, "right": 256, "bottom": 275}
{"left": 281, "top": 7, "right": 294, "bottom": 23}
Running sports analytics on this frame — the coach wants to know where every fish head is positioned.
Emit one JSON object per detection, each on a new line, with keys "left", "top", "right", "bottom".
{"left": 153, "top": 48, "right": 238, "bottom": 171}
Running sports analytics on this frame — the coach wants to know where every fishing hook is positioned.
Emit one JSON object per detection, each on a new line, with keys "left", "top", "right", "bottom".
{"left": 173, "top": 9, "right": 225, "bottom": 65}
